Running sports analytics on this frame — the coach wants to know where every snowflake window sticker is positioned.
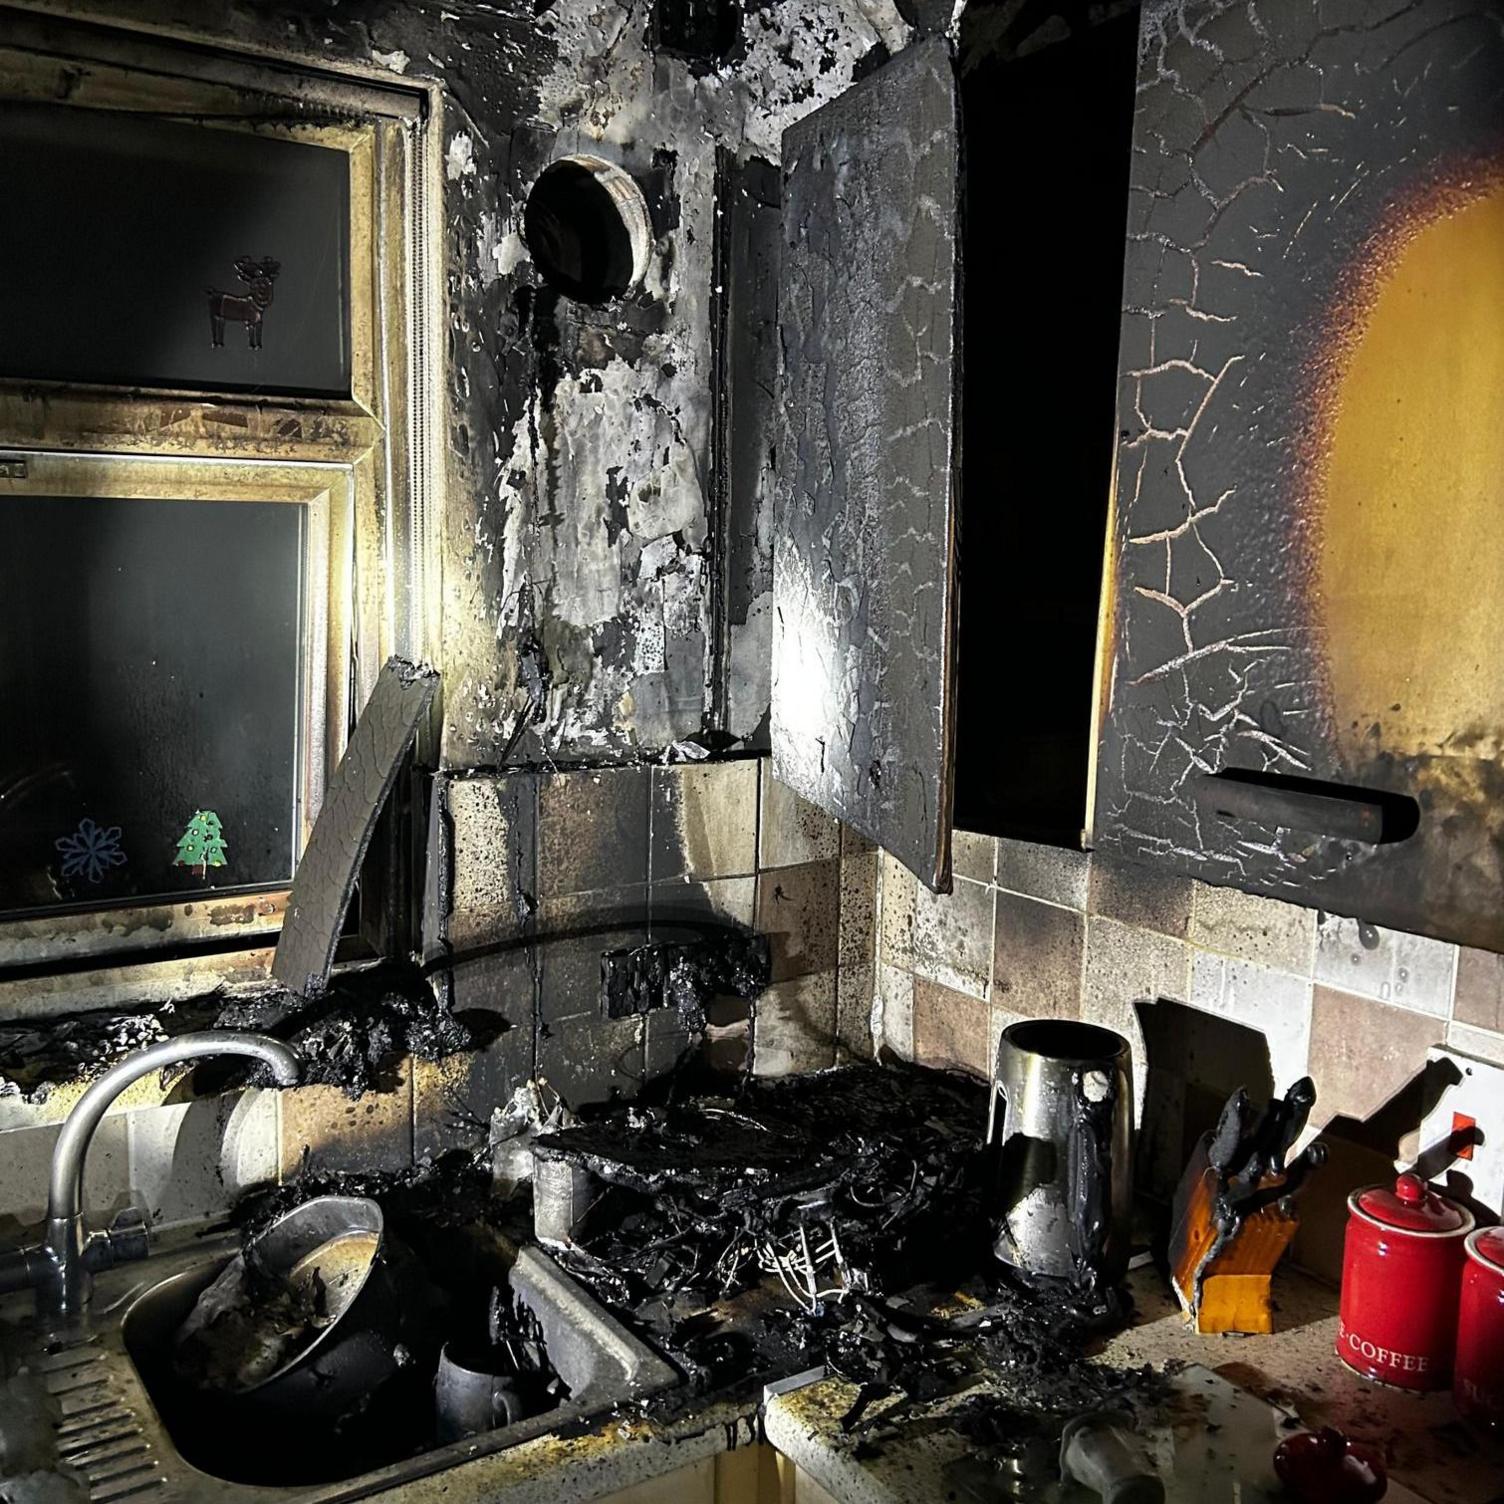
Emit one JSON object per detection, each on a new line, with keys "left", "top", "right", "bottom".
{"left": 55, "top": 818, "right": 127, "bottom": 884}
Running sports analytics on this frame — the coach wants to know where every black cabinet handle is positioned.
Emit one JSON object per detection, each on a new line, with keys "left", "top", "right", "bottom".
{"left": 1193, "top": 770, "right": 1419, "bottom": 845}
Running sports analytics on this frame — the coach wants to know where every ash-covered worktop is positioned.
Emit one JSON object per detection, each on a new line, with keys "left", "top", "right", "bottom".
{"left": 5, "top": 1059, "right": 1501, "bottom": 1504}
{"left": 762, "top": 1263, "right": 1502, "bottom": 1504}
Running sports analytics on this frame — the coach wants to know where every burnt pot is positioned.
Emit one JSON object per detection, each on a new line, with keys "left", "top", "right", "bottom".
{"left": 989, "top": 1020, "right": 1134, "bottom": 1288}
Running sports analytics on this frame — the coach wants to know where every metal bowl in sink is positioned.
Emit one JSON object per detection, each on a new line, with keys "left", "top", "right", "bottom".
{"left": 173, "top": 1195, "right": 394, "bottom": 1411}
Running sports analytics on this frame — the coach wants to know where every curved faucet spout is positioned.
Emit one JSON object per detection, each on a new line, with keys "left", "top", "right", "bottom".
{"left": 38, "top": 1030, "right": 301, "bottom": 1321}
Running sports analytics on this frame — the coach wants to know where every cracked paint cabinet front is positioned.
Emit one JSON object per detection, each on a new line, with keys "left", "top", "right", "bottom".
{"left": 771, "top": 37, "right": 961, "bottom": 894}
{"left": 1093, "top": 0, "right": 1504, "bottom": 953}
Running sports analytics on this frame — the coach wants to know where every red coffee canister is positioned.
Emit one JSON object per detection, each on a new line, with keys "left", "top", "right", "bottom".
{"left": 1337, "top": 1173, "right": 1474, "bottom": 1391}
{"left": 1454, "top": 1225, "right": 1504, "bottom": 1429}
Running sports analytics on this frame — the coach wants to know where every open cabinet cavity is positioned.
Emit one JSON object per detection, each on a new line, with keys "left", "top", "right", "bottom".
{"left": 769, "top": 12, "right": 1140, "bottom": 890}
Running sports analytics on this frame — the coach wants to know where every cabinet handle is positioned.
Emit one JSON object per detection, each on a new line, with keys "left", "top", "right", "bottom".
{"left": 1193, "top": 770, "right": 1418, "bottom": 845}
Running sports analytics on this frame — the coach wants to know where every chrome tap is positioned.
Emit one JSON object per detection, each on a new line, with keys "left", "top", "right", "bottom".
{"left": 0, "top": 1031, "right": 301, "bottom": 1322}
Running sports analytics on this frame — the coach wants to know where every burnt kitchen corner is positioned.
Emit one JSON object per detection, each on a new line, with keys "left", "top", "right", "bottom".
{"left": 4, "top": 4, "right": 1504, "bottom": 1504}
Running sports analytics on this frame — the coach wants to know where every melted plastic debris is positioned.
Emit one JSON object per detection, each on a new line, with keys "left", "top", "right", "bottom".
{"left": 216, "top": 969, "right": 497, "bottom": 1100}
{"left": 535, "top": 1064, "right": 993, "bottom": 1391}
{"left": 0, "top": 1011, "right": 171, "bottom": 1102}
{"left": 0, "top": 968, "right": 492, "bottom": 1105}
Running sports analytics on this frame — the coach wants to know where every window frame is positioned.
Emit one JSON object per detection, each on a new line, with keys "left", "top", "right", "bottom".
{"left": 0, "top": 11, "right": 442, "bottom": 1009}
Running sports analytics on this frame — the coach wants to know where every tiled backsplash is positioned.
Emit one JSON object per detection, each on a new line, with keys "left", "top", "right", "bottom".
{"left": 0, "top": 758, "right": 857, "bottom": 1238}
{"left": 7, "top": 775, "right": 1501, "bottom": 1282}
{"left": 436, "top": 758, "right": 859, "bottom": 1117}
{"left": 867, "top": 832, "right": 1504, "bottom": 1277}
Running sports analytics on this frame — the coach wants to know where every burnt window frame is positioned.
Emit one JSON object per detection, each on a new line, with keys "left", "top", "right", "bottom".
{"left": 0, "top": 13, "right": 442, "bottom": 1014}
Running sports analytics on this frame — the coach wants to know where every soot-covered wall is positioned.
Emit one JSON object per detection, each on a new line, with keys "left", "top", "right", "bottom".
{"left": 37, "top": 0, "right": 911, "bottom": 766}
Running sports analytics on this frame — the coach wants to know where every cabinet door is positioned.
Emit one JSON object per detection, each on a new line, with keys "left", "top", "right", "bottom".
{"left": 1093, "top": 0, "right": 1504, "bottom": 951}
{"left": 772, "top": 37, "right": 961, "bottom": 891}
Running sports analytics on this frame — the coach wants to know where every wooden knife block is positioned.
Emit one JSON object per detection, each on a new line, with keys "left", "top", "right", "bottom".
{"left": 1169, "top": 1150, "right": 1300, "bottom": 1335}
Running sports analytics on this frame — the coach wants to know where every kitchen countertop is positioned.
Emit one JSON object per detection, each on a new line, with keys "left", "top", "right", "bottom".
{"left": 352, "top": 1260, "right": 1502, "bottom": 1504}
{"left": 762, "top": 1264, "right": 1501, "bottom": 1504}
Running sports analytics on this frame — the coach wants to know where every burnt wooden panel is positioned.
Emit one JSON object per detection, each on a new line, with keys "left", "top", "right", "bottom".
{"left": 712, "top": 150, "right": 781, "bottom": 750}
{"left": 1094, "top": 0, "right": 1504, "bottom": 952}
{"left": 274, "top": 659, "right": 438, "bottom": 998}
{"left": 772, "top": 37, "right": 961, "bottom": 891}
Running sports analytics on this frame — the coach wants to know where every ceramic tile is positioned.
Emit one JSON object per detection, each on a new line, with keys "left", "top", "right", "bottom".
{"left": 877, "top": 964, "right": 914, "bottom": 1059}
{"left": 413, "top": 1030, "right": 532, "bottom": 1161}
{"left": 992, "top": 891, "right": 1083, "bottom": 1021}
{"left": 995, "top": 839, "right": 1090, "bottom": 911}
{"left": 1088, "top": 858, "right": 1193, "bottom": 938}
{"left": 643, "top": 1008, "right": 697, "bottom": 1079}
{"left": 651, "top": 876, "right": 756, "bottom": 933}
{"left": 650, "top": 760, "right": 758, "bottom": 882}
{"left": 127, "top": 1090, "right": 279, "bottom": 1229}
{"left": 1454, "top": 946, "right": 1504, "bottom": 1034}
{"left": 755, "top": 859, "right": 840, "bottom": 981}
{"left": 1191, "top": 882, "right": 1315, "bottom": 975}
{"left": 445, "top": 773, "right": 538, "bottom": 948}
{"left": 1447, "top": 1021, "right": 1504, "bottom": 1067}
{"left": 1291, "top": 1130, "right": 1395, "bottom": 1285}
{"left": 758, "top": 761, "right": 839, "bottom": 869}
{"left": 1082, "top": 917, "right": 1191, "bottom": 1126}
{"left": 1307, "top": 985, "right": 1444, "bottom": 1133}
{"left": 447, "top": 945, "right": 537, "bottom": 1028}
{"left": 1189, "top": 951, "right": 1312, "bottom": 1093}
{"left": 1314, "top": 914, "right": 1456, "bottom": 1017}
{"left": 538, "top": 766, "right": 650, "bottom": 898}
{"left": 0, "top": 1115, "right": 129, "bottom": 1233}
{"left": 704, "top": 995, "right": 752, "bottom": 1076}
{"left": 838, "top": 843, "right": 878, "bottom": 970}
{"left": 279, "top": 1062, "right": 413, "bottom": 1179}
{"left": 909, "top": 877, "right": 994, "bottom": 1001}
{"left": 836, "top": 958, "right": 877, "bottom": 1064}
{"left": 877, "top": 851, "right": 919, "bottom": 971}
{"left": 536, "top": 1014, "right": 643, "bottom": 1110}
{"left": 912, "top": 977, "right": 990, "bottom": 1079}
{"left": 536, "top": 885, "right": 650, "bottom": 1023}
{"left": 752, "top": 972, "right": 838, "bottom": 1077}
{"left": 951, "top": 829, "right": 997, "bottom": 884}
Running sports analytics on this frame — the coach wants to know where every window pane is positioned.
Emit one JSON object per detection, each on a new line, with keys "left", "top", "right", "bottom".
{"left": 0, "top": 102, "right": 350, "bottom": 395}
{"left": 0, "top": 494, "right": 304, "bottom": 915}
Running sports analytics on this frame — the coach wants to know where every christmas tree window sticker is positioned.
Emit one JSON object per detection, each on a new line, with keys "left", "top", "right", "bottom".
{"left": 173, "top": 810, "right": 228, "bottom": 877}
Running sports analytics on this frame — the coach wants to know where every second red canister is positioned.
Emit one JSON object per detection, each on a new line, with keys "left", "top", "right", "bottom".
{"left": 1337, "top": 1173, "right": 1474, "bottom": 1391}
{"left": 1454, "top": 1225, "right": 1504, "bottom": 1430}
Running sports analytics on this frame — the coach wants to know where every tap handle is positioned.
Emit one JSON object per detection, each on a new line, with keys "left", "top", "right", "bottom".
{"left": 104, "top": 1206, "right": 151, "bottom": 1265}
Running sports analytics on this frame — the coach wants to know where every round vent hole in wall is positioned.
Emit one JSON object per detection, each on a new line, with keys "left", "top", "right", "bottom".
{"left": 523, "top": 155, "right": 652, "bottom": 304}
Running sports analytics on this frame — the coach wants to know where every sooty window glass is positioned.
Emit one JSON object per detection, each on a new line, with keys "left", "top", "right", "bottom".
{"left": 0, "top": 495, "right": 304, "bottom": 915}
{"left": 0, "top": 102, "right": 350, "bottom": 395}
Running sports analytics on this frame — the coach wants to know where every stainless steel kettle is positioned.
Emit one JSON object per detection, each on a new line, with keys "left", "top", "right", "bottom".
{"left": 988, "top": 1019, "right": 1134, "bottom": 1287}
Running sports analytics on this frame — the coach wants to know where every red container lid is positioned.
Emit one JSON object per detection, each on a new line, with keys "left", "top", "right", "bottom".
{"left": 1466, "top": 1225, "right": 1504, "bottom": 1271}
{"left": 1352, "top": 1174, "right": 1471, "bottom": 1234}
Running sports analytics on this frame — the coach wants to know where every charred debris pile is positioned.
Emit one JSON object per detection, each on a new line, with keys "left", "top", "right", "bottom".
{"left": 212, "top": 1060, "right": 1162, "bottom": 1447}
{"left": 531, "top": 1062, "right": 1163, "bottom": 1430}
{"left": 0, "top": 968, "right": 492, "bottom": 1105}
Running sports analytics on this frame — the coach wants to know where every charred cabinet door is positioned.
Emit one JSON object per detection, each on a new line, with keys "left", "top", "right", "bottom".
{"left": 772, "top": 38, "right": 961, "bottom": 892}
{"left": 1093, "top": 1, "right": 1504, "bottom": 952}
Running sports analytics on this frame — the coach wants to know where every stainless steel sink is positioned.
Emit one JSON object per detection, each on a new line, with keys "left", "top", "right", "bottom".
{"left": 2, "top": 1228, "right": 677, "bottom": 1504}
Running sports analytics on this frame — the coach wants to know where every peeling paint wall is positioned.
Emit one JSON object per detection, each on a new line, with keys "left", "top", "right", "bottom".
{"left": 34, "top": 0, "right": 906, "bottom": 767}
{"left": 447, "top": 0, "right": 911, "bottom": 765}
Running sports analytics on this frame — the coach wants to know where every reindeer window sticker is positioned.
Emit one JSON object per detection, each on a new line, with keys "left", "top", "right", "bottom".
{"left": 207, "top": 256, "right": 280, "bottom": 349}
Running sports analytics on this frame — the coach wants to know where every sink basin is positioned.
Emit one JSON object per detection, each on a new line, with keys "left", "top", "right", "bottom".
{"left": 2, "top": 1222, "right": 677, "bottom": 1504}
